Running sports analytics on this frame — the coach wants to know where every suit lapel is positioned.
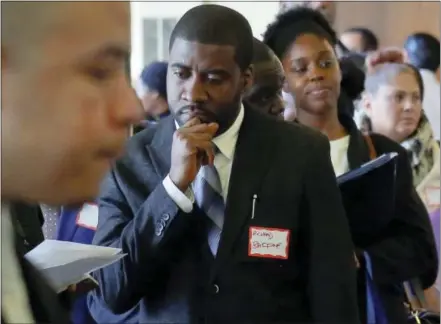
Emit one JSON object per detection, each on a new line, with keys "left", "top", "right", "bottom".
{"left": 11, "top": 227, "right": 69, "bottom": 324}
{"left": 146, "top": 108, "right": 278, "bottom": 277}
{"left": 211, "top": 107, "right": 278, "bottom": 279}
{"left": 146, "top": 116, "right": 175, "bottom": 179}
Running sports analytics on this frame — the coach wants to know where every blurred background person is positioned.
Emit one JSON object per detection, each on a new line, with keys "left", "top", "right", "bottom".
{"left": 340, "top": 27, "right": 379, "bottom": 54}
{"left": 404, "top": 32, "right": 440, "bottom": 141}
{"left": 243, "top": 38, "right": 285, "bottom": 117}
{"left": 360, "top": 63, "right": 440, "bottom": 213}
{"left": 133, "top": 61, "right": 169, "bottom": 133}
{"left": 338, "top": 26, "right": 381, "bottom": 76}
{"left": 263, "top": 7, "right": 438, "bottom": 323}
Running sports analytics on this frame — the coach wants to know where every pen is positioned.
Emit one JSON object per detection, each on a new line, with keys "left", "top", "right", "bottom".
{"left": 251, "top": 194, "right": 258, "bottom": 219}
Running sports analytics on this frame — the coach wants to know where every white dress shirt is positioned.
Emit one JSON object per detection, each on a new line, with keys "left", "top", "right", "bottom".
{"left": 1, "top": 203, "right": 35, "bottom": 323}
{"left": 330, "top": 136, "right": 350, "bottom": 177}
{"left": 420, "top": 69, "right": 440, "bottom": 140}
{"left": 163, "top": 105, "right": 245, "bottom": 212}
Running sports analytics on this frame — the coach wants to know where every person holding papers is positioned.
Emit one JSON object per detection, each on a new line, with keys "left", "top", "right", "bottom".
{"left": 1, "top": 2, "right": 142, "bottom": 323}
{"left": 263, "top": 7, "right": 438, "bottom": 324}
{"left": 53, "top": 203, "right": 139, "bottom": 324}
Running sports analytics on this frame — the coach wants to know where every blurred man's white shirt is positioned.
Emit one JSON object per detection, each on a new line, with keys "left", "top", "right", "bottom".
{"left": 1, "top": 203, "right": 35, "bottom": 324}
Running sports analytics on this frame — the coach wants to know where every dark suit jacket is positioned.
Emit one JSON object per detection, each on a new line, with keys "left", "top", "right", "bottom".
{"left": 2, "top": 204, "right": 70, "bottom": 324}
{"left": 91, "top": 107, "right": 360, "bottom": 323}
{"left": 17, "top": 253, "right": 71, "bottom": 324}
{"left": 9, "top": 202, "right": 45, "bottom": 253}
{"left": 340, "top": 116, "right": 438, "bottom": 324}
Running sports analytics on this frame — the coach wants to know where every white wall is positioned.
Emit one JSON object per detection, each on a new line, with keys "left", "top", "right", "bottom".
{"left": 334, "top": 2, "right": 440, "bottom": 47}
{"left": 212, "top": 1, "right": 280, "bottom": 40}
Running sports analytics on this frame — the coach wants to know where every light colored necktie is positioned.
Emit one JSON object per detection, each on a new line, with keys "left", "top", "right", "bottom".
{"left": 193, "top": 164, "right": 225, "bottom": 255}
{"left": 40, "top": 205, "right": 60, "bottom": 239}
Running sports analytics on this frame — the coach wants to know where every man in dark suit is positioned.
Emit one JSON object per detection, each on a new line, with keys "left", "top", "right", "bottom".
{"left": 90, "top": 4, "right": 359, "bottom": 323}
{"left": 1, "top": 2, "right": 141, "bottom": 323}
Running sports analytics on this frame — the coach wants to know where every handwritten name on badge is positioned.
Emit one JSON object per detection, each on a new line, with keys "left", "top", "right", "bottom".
{"left": 248, "top": 226, "right": 290, "bottom": 259}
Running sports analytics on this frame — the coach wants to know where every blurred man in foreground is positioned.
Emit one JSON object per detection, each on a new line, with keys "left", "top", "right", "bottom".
{"left": 1, "top": 2, "right": 141, "bottom": 323}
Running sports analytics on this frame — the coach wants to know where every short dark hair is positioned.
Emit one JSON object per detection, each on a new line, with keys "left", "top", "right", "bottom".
{"left": 404, "top": 32, "right": 440, "bottom": 72}
{"left": 252, "top": 37, "right": 274, "bottom": 64}
{"left": 262, "top": 6, "right": 337, "bottom": 60}
{"left": 343, "top": 27, "right": 379, "bottom": 52}
{"left": 169, "top": 4, "right": 253, "bottom": 71}
{"left": 339, "top": 55, "right": 366, "bottom": 100}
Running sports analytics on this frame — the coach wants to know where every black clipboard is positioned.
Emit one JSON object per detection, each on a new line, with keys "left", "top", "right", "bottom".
{"left": 337, "top": 153, "right": 399, "bottom": 246}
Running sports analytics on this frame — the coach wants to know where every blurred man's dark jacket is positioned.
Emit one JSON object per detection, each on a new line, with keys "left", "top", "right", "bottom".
{"left": 10, "top": 202, "right": 45, "bottom": 254}
{"left": 7, "top": 202, "right": 71, "bottom": 324}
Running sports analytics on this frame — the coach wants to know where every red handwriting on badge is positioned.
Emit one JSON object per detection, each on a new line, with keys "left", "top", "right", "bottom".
{"left": 248, "top": 226, "right": 290, "bottom": 259}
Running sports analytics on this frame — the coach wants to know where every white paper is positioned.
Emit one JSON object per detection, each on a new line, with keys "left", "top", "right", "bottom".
{"left": 25, "top": 240, "right": 125, "bottom": 293}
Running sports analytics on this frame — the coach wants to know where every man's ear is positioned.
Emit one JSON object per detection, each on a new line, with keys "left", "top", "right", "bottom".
{"left": 242, "top": 64, "right": 254, "bottom": 93}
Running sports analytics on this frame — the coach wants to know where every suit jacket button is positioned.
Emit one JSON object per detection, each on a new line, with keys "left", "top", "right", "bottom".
{"left": 162, "top": 213, "right": 170, "bottom": 221}
{"left": 155, "top": 224, "right": 164, "bottom": 236}
{"left": 159, "top": 219, "right": 167, "bottom": 228}
{"left": 213, "top": 284, "right": 219, "bottom": 294}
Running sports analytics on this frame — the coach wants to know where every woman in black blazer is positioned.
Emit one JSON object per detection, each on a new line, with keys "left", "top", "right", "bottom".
{"left": 263, "top": 7, "right": 438, "bottom": 323}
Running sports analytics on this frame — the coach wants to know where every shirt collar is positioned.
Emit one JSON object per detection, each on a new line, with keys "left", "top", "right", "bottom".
{"left": 174, "top": 104, "right": 244, "bottom": 160}
{"left": 420, "top": 69, "right": 439, "bottom": 83}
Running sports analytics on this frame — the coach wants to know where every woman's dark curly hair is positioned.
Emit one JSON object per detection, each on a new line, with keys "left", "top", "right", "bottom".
{"left": 262, "top": 6, "right": 338, "bottom": 60}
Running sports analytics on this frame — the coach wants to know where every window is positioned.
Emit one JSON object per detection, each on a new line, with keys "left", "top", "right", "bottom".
{"left": 130, "top": 2, "right": 203, "bottom": 78}
{"left": 142, "top": 18, "right": 178, "bottom": 66}
{"left": 162, "top": 18, "right": 177, "bottom": 60}
{"left": 142, "top": 19, "right": 158, "bottom": 65}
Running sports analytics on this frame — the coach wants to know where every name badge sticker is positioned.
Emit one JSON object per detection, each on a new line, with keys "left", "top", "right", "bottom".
{"left": 248, "top": 226, "right": 290, "bottom": 259}
{"left": 76, "top": 203, "right": 99, "bottom": 230}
